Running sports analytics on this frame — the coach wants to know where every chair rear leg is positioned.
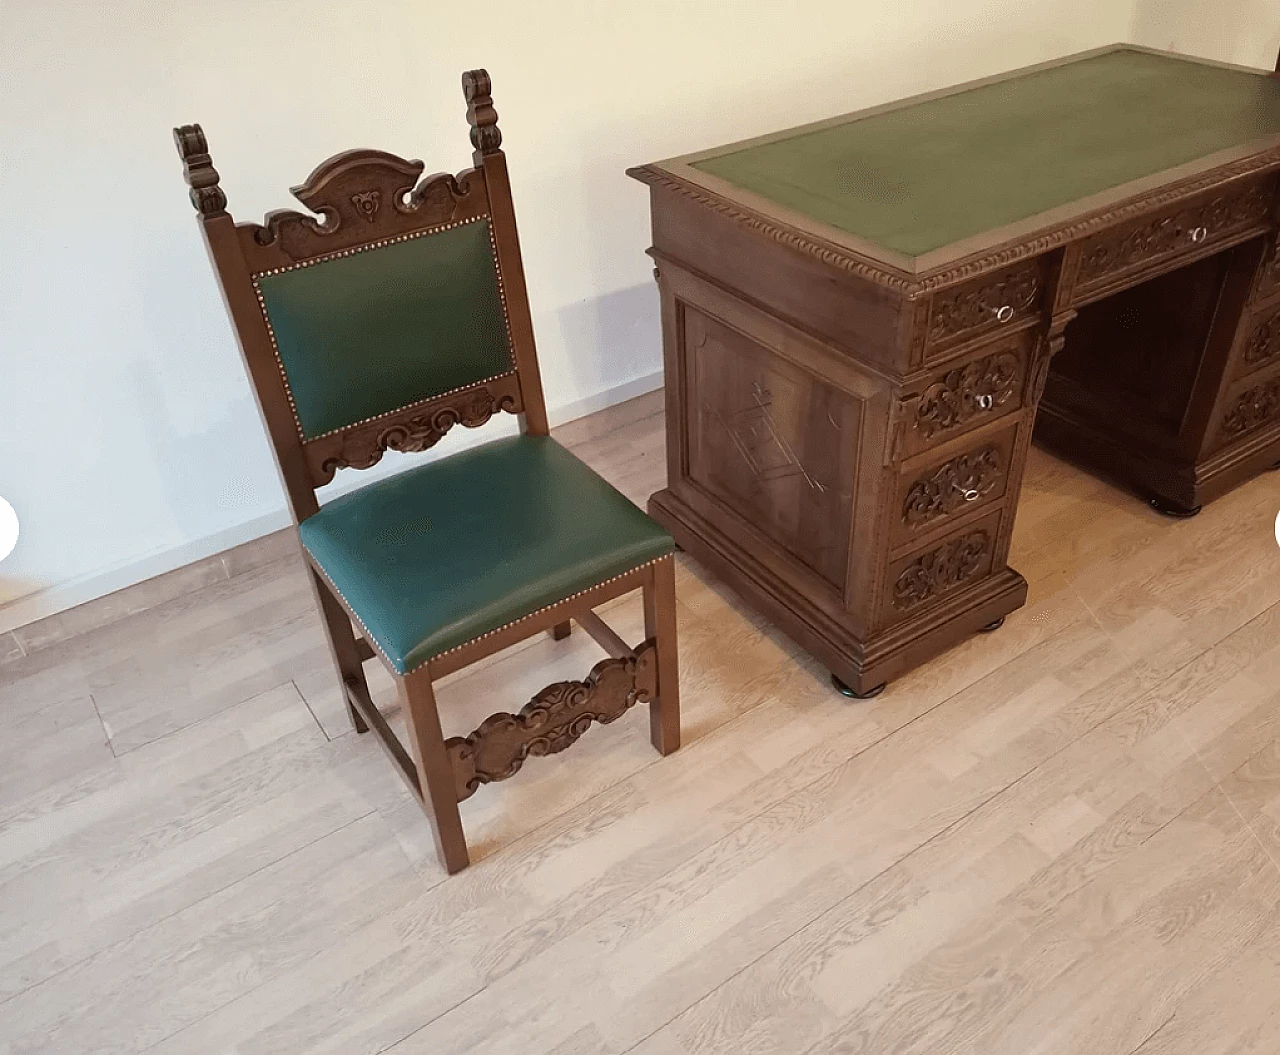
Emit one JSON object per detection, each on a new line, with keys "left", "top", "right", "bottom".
{"left": 308, "top": 566, "right": 370, "bottom": 734}
{"left": 399, "top": 668, "right": 470, "bottom": 874}
{"left": 643, "top": 555, "right": 681, "bottom": 756}
{"left": 549, "top": 620, "right": 572, "bottom": 640}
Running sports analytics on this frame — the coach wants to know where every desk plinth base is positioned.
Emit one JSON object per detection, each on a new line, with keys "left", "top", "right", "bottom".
{"left": 1035, "top": 402, "right": 1280, "bottom": 513}
{"left": 650, "top": 489, "right": 1029, "bottom": 697}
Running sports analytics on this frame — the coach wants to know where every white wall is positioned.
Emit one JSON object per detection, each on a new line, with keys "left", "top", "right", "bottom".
{"left": 0, "top": 0, "right": 1161, "bottom": 627}
{"left": 1131, "top": 0, "right": 1278, "bottom": 68}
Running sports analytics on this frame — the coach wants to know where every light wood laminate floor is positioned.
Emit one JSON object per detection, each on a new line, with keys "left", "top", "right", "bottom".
{"left": 3, "top": 390, "right": 1280, "bottom": 1055}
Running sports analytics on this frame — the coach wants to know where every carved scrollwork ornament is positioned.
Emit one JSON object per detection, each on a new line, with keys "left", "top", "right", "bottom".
{"left": 903, "top": 448, "right": 1003, "bottom": 528}
{"left": 462, "top": 68, "right": 502, "bottom": 160}
{"left": 318, "top": 387, "right": 518, "bottom": 479}
{"left": 446, "top": 642, "right": 658, "bottom": 801}
{"left": 1220, "top": 380, "right": 1280, "bottom": 440}
{"left": 893, "top": 531, "right": 991, "bottom": 610}
{"left": 1079, "top": 182, "right": 1272, "bottom": 284}
{"left": 173, "top": 123, "right": 228, "bottom": 216}
{"left": 930, "top": 268, "right": 1041, "bottom": 342}
{"left": 1244, "top": 307, "right": 1280, "bottom": 368}
{"left": 915, "top": 353, "right": 1020, "bottom": 439}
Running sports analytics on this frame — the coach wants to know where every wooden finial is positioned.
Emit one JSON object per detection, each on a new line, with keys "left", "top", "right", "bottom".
{"left": 462, "top": 69, "right": 502, "bottom": 164}
{"left": 173, "top": 124, "right": 227, "bottom": 217}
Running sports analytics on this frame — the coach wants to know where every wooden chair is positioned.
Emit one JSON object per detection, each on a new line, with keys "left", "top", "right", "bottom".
{"left": 173, "top": 70, "right": 680, "bottom": 875}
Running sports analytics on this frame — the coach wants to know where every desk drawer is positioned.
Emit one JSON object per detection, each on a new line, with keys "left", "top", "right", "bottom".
{"left": 881, "top": 508, "right": 1002, "bottom": 627}
{"left": 1214, "top": 371, "right": 1280, "bottom": 450}
{"left": 898, "top": 332, "right": 1032, "bottom": 459}
{"left": 1075, "top": 177, "right": 1274, "bottom": 298}
{"left": 891, "top": 421, "right": 1019, "bottom": 549}
{"left": 925, "top": 260, "right": 1045, "bottom": 358}
{"left": 1235, "top": 299, "right": 1280, "bottom": 381}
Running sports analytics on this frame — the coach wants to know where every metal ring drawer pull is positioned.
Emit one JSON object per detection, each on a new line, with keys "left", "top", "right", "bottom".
{"left": 976, "top": 394, "right": 995, "bottom": 410}
{"left": 1190, "top": 226, "right": 1209, "bottom": 244}
{"left": 995, "top": 304, "right": 1015, "bottom": 322}
{"left": 961, "top": 488, "right": 981, "bottom": 502}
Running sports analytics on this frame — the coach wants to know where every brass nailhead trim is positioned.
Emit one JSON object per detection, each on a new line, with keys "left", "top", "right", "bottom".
{"left": 251, "top": 214, "right": 518, "bottom": 443}
{"left": 303, "top": 549, "right": 673, "bottom": 676}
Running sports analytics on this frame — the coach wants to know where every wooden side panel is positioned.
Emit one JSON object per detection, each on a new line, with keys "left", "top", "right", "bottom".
{"left": 683, "top": 306, "right": 860, "bottom": 591}
{"left": 650, "top": 188, "right": 905, "bottom": 370}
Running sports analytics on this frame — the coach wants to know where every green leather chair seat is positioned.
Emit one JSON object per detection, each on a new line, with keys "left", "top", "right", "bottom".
{"left": 299, "top": 435, "right": 674, "bottom": 673}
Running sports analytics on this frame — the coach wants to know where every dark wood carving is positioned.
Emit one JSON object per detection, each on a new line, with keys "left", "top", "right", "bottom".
{"left": 893, "top": 531, "right": 992, "bottom": 611}
{"left": 248, "top": 151, "right": 477, "bottom": 260}
{"left": 1078, "top": 181, "right": 1272, "bottom": 286}
{"left": 929, "top": 266, "right": 1041, "bottom": 343}
{"left": 915, "top": 353, "right": 1020, "bottom": 439}
{"left": 1243, "top": 306, "right": 1280, "bottom": 368}
{"left": 1255, "top": 229, "right": 1280, "bottom": 299}
{"left": 462, "top": 68, "right": 502, "bottom": 162}
{"left": 305, "top": 378, "right": 523, "bottom": 484}
{"left": 446, "top": 641, "right": 658, "bottom": 802}
{"left": 174, "top": 124, "right": 227, "bottom": 217}
{"left": 1220, "top": 379, "right": 1280, "bottom": 440}
{"left": 903, "top": 448, "right": 1003, "bottom": 528}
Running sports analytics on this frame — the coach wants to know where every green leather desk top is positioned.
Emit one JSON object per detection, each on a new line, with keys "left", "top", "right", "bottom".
{"left": 687, "top": 48, "right": 1280, "bottom": 260}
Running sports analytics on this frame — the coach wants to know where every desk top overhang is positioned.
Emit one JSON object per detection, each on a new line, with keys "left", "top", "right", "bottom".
{"left": 628, "top": 45, "right": 1280, "bottom": 292}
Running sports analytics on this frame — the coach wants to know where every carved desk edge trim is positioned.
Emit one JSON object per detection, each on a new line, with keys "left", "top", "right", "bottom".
{"left": 627, "top": 147, "right": 1280, "bottom": 296}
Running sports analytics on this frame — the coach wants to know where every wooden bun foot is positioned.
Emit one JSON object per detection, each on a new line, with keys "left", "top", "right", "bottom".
{"left": 832, "top": 675, "right": 886, "bottom": 700}
{"left": 1149, "top": 496, "right": 1201, "bottom": 518}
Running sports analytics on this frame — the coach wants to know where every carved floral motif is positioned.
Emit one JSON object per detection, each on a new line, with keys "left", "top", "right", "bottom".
{"left": 914, "top": 353, "right": 1020, "bottom": 439}
{"left": 903, "top": 447, "right": 1003, "bottom": 529}
{"left": 929, "top": 268, "right": 1041, "bottom": 343}
{"left": 446, "top": 642, "right": 657, "bottom": 801}
{"left": 1220, "top": 380, "right": 1280, "bottom": 440}
{"left": 350, "top": 190, "right": 381, "bottom": 223}
{"left": 1078, "top": 182, "right": 1272, "bottom": 285}
{"left": 1244, "top": 307, "right": 1280, "bottom": 368}
{"left": 892, "top": 531, "right": 991, "bottom": 611}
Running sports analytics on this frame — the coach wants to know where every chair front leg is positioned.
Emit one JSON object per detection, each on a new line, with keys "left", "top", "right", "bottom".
{"left": 643, "top": 555, "right": 681, "bottom": 756}
{"left": 398, "top": 668, "right": 471, "bottom": 874}
{"left": 308, "top": 566, "right": 371, "bottom": 735}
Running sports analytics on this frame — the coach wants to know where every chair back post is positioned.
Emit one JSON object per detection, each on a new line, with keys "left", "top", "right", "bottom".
{"left": 463, "top": 70, "right": 551, "bottom": 437}
{"left": 174, "top": 125, "right": 322, "bottom": 521}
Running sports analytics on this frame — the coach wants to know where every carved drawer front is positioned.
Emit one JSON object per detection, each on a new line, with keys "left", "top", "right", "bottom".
{"left": 898, "top": 332, "right": 1031, "bottom": 459}
{"left": 880, "top": 509, "right": 1002, "bottom": 627}
{"left": 1075, "top": 177, "right": 1274, "bottom": 299}
{"left": 1214, "top": 372, "right": 1280, "bottom": 450}
{"left": 1235, "top": 300, "right": 1280, "bottom": 381}
{"left": 890, "top": 422, "right": 1018, "bottom": 549}
{"left": 924, "top": 260, "right": 1044, "bottom": 359}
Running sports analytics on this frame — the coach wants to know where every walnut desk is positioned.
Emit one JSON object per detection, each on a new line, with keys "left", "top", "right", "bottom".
{"left": 628, "top": 45, "right": 1280, "bottom": 696}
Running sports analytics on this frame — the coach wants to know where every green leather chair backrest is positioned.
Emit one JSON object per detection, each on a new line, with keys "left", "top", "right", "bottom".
{"left": 254, "top": 216, "right": 514, "bottom": 440}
